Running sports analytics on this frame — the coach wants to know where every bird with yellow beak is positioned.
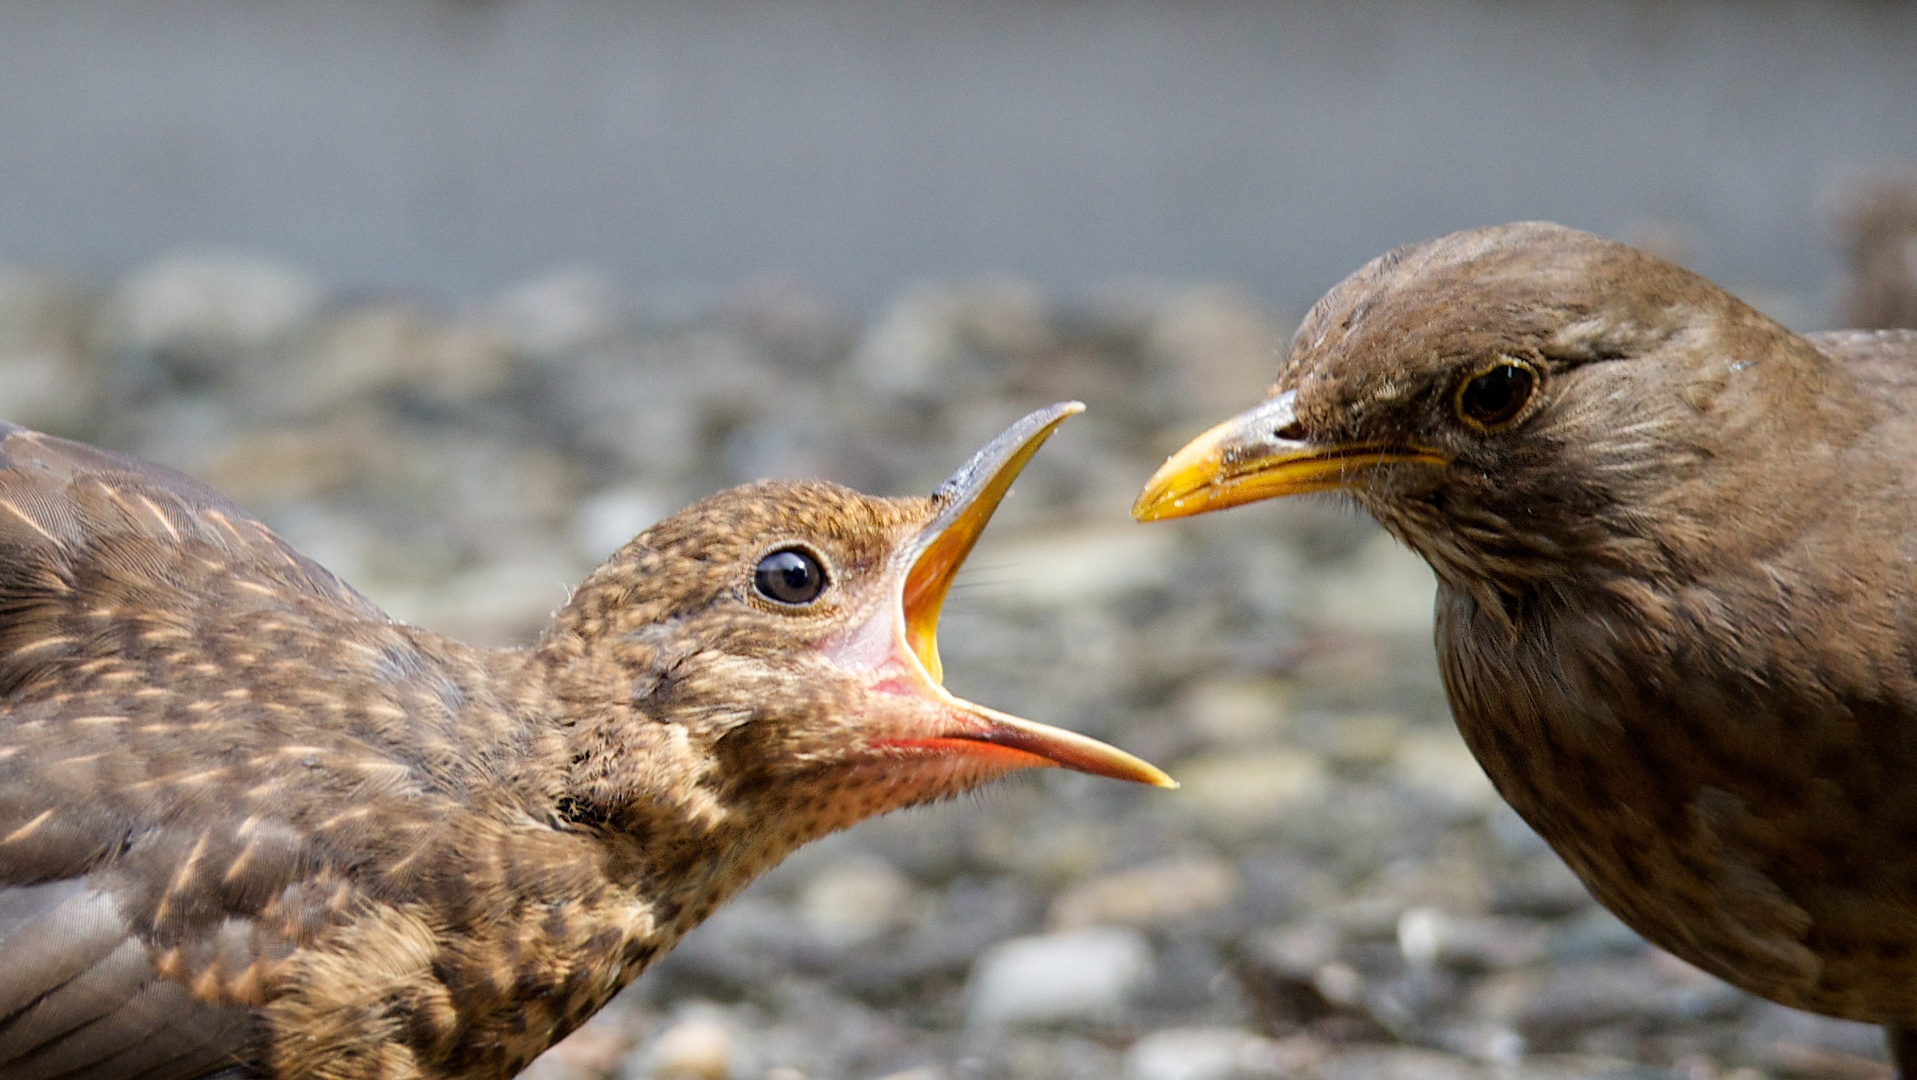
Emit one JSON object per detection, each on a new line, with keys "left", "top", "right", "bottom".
{"left": 1136, "top": 222, "right": 1917, "bottom": 1074}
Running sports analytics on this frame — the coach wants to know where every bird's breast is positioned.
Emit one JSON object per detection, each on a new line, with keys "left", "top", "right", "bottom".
{"left": 1436, "top": 581, "right": 1917, "bottom": 1022}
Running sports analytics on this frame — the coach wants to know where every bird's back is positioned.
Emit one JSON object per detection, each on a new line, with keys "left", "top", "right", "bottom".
{"left": 0, "top": 424, "right": 536, "bottom": 1080}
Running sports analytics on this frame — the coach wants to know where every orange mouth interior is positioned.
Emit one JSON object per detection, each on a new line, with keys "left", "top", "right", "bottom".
{"left": 900, "top": 431, "right": 1055, "bottom": 684}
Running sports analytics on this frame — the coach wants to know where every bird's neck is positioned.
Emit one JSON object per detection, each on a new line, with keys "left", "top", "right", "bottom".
{"left": 373, "top": 642, "right": 784, "bottom": 1071}
{"left": 507, "top": 634, "right": 793, "bottom": 946}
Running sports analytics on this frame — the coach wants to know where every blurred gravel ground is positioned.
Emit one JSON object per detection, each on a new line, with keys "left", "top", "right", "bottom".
{"left": 0, "top": 254, "right": 1897, "bottom": 1080}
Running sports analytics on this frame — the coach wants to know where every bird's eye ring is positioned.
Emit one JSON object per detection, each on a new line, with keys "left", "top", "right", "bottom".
{"left": 1455, "top": 356, "right": 1541, "bottom": 432}
{"left": 753, "top": 546, "right": 829, "bottom": 607}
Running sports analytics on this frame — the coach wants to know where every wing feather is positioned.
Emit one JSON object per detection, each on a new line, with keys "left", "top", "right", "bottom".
{"left": 0, "top": 881, "right": 255, "bottom": 1080}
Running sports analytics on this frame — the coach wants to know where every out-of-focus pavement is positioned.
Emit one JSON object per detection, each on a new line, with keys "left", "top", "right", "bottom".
{"left": 0, "top": 250, "right": 1906, "bottom": 1080}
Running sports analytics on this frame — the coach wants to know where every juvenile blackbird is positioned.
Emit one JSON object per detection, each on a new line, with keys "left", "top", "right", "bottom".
{"left": 0, "top": 402, "right": 1171, "bottom": 1080}
{"left": 1133, "top": 223, "right": 1917, "bottom": 1069}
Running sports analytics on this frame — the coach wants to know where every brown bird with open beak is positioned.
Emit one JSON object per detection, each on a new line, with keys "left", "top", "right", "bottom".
{"left": 1136, "top": 223, "right": 1917, "bottom": 1072}
{"left": 0, "top": 402, "right": 1170, "bottom": 1080}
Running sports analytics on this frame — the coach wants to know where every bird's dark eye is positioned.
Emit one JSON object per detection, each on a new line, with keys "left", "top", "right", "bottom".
{"left": 753, "top": 547, "right": 828, "bottom": 606}
{"left": 1455, "top": 357, "right": 1540, "bottom": 431}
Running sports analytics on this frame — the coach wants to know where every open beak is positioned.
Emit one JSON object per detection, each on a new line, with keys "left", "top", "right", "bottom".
{"left": 843, "top": 401, "right": 1176, "bottom": 789}
{"left": 1133, "top": 390, "right": 1447, "bottom": 521}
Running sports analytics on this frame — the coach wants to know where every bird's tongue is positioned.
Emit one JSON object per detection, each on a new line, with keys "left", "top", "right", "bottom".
{"left": 836, "top": 403, "right": 1175, "bottom": 790}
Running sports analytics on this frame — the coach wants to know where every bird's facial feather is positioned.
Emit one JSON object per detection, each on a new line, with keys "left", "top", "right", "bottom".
{"left": 1139, "top": 222, "right": 1842, "bottom": 600}
{"left": 545, "top": 405, "right": 1168, "bottom": 875}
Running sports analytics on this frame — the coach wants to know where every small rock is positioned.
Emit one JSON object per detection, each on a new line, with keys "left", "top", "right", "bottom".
{"left": 1049, "top": 857, "right": 1238, "bottom": 930}
{"left": 1180, "top": 677, "right": 1294, "bottom": 748}
{"left": 1436, "top": 1022, "right": 1526, "bottom": 1065}
{"left": 966, "top": 928, "right": 1154, "bottom": 1030}
{"left": 1314, "top": 1047, "right": 1487, "bottom": 1080}
{"left": 1390, "top": 729, "right": 1501, "bottom": 816}
{"left": 575, "top": 486, "right": 672, "bottom": 558}
{"left": 490, "top": 267, "right": 623, "bottom": 359}
{"left": 642, "top": 1012, "right": 732, "bottom": 1080}
{"left": 1397, "top": 906, "right": 1549, "bottom": 971}
{"left": 1173, "top": 749, "right": 1329, "bottom": 831}
{"left": 1122, "top": 1026, "right": 1305, "bottom": 1080}
{"left": 1312, "top": 962, "right": 1366, "bottom": 1009}
{"left": 117, "top": 249, "right": 324, "bottom": 362}
{"left": 1302, "top": 530, "right": 1436, "bottom": 636}
{"left": 982, "top": 524, "right": 1178, "bottom": 607}
{"left": 798, "top": 855, "right": 917, "bottom": 949}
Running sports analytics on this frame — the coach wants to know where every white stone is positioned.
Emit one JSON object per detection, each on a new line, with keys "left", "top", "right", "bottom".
{"left": 1397, "top": 906, "right": 1547, "bottom": 971}
{"left": 982, "top": 524, "right": 1177, "bottom": 607}
{"left": 1123, "top": 1027, "right": 1283, "bottom": 1080}
{"left": 641, "top": 1012, "right": 732, "bottom": 1080}
{"left": 1172, "top": 749, "right": 1329, "bottom": 830}
{"left": 1302, "top": 530, "right": 1436, "bottom": 635}
{"left": 490, "top": 267, "right": 622, "bottom": 358}
{"left": 118, "top": 249, "right": 324, "bottom": 353}
{"left": 852, "top": 284, "right": 965, "bottom": 396}
{"left": 965, "top": 927, "right": 1153, "bottom": 1030}
{"left": 575, "top": 486, "right": 671, "bottom": 558}
{"left": 1049, "top": 857, "right": 1238, "bottom": 930}
{"left": 1390, "top": 729, "right": 1501, "bottom": 815}
{"left": 797, "top": 855, "right": 916, "bottom": 948}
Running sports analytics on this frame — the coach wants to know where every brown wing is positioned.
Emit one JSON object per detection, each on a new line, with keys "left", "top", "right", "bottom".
{"left": 0, "top": 422, "right": 383, "bottom": 698}
{"left": 0, "top": 423, "right": 409, "bottom": 1080}
{"left": 0, "top": 881, "right": 255, "bottom": 1080}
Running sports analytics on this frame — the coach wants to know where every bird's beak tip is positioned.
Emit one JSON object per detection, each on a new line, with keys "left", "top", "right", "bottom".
{"left": 1135, "top": 395, "right": 1449, "bottom": 519}
{"left": 1132, "top": 415, "right": 1239, "bottom": 522}
{"left": 955, "top": 700, "right": 1178, "bottom": 788}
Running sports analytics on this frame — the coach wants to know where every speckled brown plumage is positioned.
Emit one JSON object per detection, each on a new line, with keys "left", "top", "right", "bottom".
{"left": 1136, "top": 223, "right": 1917, "bottom": 1070}
{"left": 0, "top": 404, "right": 1169, "bottom": 1080}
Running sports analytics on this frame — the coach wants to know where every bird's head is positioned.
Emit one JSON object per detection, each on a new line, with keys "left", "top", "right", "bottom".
{"left": 544, "top": 403, "right": 1171, "bottom": 886}
{"left": 1134, "top": 222, "right": 1854, "bottom": 607}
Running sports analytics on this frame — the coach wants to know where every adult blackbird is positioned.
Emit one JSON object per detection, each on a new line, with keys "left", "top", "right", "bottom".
{"left": 1134, "top": 223, "right": 1917, "bottom": 1070}
{"left": 0, "top": 402, "right": 1171, "bottom": 1080}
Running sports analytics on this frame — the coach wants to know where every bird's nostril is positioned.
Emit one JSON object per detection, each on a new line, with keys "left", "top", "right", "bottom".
{"left": 1274, "top": 421, "right": 1306, "bottom": 441}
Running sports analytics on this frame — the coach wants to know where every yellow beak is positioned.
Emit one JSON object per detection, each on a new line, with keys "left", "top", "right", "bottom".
{"left": 1133, "top": 391, "right": 1446, "bottom": 521}
{"left": 828, "top": 400, "right": 1180, "bottom": 790}
{"left": 883, "top": 401, "right": 1177, "bottom": 789}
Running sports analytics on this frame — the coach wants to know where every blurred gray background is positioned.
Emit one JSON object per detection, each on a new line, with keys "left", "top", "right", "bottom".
{"left": 4, "top": 4, "right": 1917, "bottom": 1079}
{"left": 1, "top": 0, "right": 1914, "bottom": 318}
